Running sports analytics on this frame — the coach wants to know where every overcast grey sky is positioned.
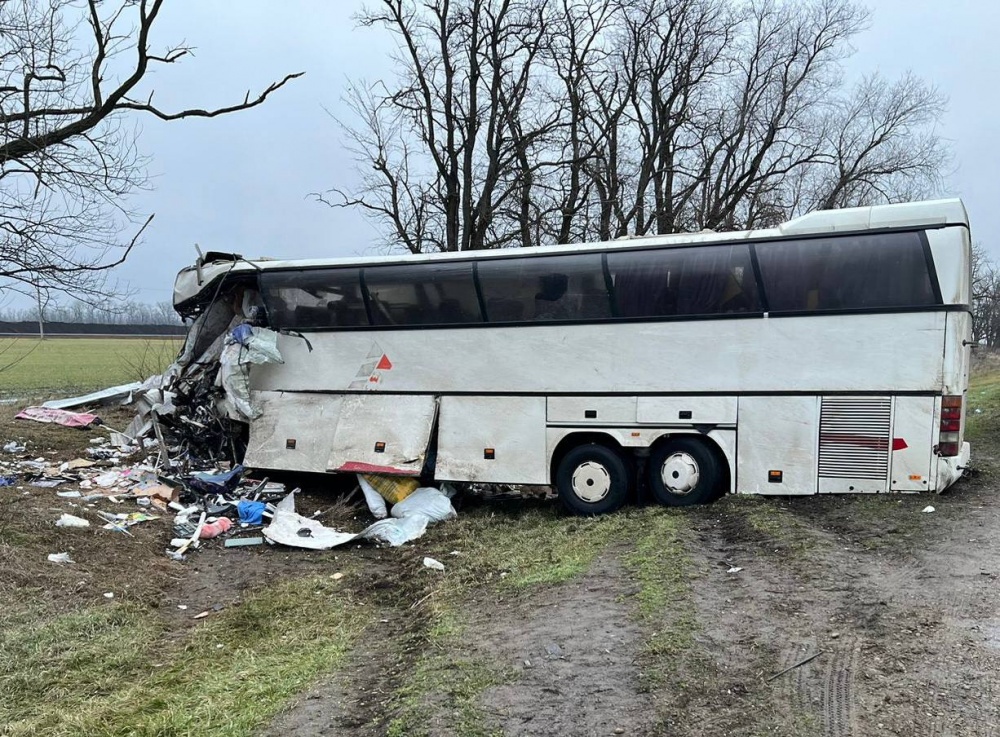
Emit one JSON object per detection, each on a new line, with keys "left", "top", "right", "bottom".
{"left": 116, "top": 0, "right": 999, "bottom": 305}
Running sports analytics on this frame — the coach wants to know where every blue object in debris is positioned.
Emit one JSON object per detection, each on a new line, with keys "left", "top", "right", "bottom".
{"left": 0, "top": 476, "right": 16, "bottom": 487}
{"left": 237, "top": 499, "right": 267, "bottom": 525}
{"left": 230, "top": 323, "right": 253, "bottom": 345}
{"left": 190, "top": 464, "right": 245, "bottom": 493}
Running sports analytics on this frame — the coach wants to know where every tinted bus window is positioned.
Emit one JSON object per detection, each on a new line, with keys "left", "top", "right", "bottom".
{"left": 755, "top": 232, "right": 937, "bottom": 311}
{"left": 477, "top": 253, "right": 611, "bottom": 322}
{"left": 366, "top": 262, "right": 482, "bottom": 326}
{"left": 608, "top": 244, "right": 760, "bottom": 317}
{"left": 260, "top": 268, "right": 369, "bottom": 328}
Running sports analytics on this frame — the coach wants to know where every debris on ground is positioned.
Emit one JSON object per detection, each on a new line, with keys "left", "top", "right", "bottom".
{"left": 55, "top": 514, "right": 90, "bottom": 528}
{"left": 923, "top": 505, "right": 936, "bottom": 513}
{"left": 8, "top": 303, "right": 462, "bottom": 561}
{"left": 423, "top": 556, "right": 446, "bottom": 571}
{"left": 47, "top": 552, "right": 74, "bottom": 564}
{"left": 15, "top": 407, "right": 101, "bottom": 428}
{"left": 41, "top": 382, "right": 144, "bottom": 411}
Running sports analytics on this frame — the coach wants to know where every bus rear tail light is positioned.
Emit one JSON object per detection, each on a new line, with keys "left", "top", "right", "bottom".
{"left": 938, "top": 395, "right": 963, "bottom": 457}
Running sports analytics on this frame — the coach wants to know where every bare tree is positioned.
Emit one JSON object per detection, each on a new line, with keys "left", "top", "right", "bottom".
{"left": 972, "top": 244, "right": 1000, "bottom": 348}
{"left": 320, "top": 0, "right": 556, "bottom": 253}
{"left": 0, "top": 0, "right": 301, "bottom": 305}
{"left": 329, "top": 0, "right": 948, "bottom": 251}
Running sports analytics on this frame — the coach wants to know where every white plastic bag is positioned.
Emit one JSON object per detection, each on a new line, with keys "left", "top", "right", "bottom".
{"left": 263, "top": 493, "right": 358, "bottom": 550}
{"left": 391, "top": 487, "right": 456, "bottom": 523}
{"left": 361, "top": 515, "right": 429, "bottom": 547}
{"left": 358, "top": 475, "right": 388, "bottom": 519}
{"left": 55, "top": 514, "right": 90, "bottom": 528}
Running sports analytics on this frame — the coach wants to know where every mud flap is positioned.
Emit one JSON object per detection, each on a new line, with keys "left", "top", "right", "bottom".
{"left": 327, "top": 394, "right": 439, "bottom": 476}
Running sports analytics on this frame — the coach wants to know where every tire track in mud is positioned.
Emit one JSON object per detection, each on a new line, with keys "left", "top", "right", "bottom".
{"left": 695, "top": 502, "right": 909, "bottom": 736}
{"left": 774, "top": 638, "right": 858, "bottom": 737}
{"left": 820, "top": 641, "right": 858, "bottom": 737}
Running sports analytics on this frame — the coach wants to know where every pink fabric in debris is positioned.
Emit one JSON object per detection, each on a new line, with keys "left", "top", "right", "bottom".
{"left": 15, "top": 406, "right": 100, "bottom": 428}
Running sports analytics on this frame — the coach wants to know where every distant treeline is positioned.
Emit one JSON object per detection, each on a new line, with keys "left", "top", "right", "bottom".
{"left": 0, "top": 300, "right": 182, "bottom": 326}
{"left": 0, "top": 321, "right": 185, "bottom": 336}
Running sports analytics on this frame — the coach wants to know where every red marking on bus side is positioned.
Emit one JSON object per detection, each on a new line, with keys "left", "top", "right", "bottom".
{"left": 376, "top": 354, "right": 393, "bottom": 370}
{"left": 336, "top": 461, "right": 419, "bottom": 476}
{"left": 821, "top": 435, "right": 908, "bottom": 451}
{"left": 820, "top": 434, "right": 890, "bottom": 450}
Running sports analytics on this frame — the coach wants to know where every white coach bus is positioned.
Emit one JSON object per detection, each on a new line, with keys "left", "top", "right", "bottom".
{"left": 173, "top": 198, "right": 972, "bottom": 515}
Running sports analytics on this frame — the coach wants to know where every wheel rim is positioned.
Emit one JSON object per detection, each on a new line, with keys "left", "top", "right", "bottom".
{"left": 660, "top": 452, "right": 700, "bottom": 495}
{"left": 571, "top": 461, "right": 612, "bottom": 502}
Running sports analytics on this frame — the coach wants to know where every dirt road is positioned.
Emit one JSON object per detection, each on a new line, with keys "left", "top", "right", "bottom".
{"left": 263, "top": 454, "right": 1000, "bottom": 737}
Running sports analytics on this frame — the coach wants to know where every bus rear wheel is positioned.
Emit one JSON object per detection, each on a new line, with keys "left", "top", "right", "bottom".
{"left": 648, "top": 437, "right": 723, "bottom": 507}
{"left": 556, "top": 443, "right": 631, "bottom": 516}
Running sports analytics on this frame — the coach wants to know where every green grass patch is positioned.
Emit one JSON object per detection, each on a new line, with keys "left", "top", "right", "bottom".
{"left": 385, "top": 609, "right": 514, "bottom": 737}
{"left": 0, "top": 337, "right": 181, "bottom": 398}
{"left": 1, "top": 576, "right": 370, "bottom": 737}
{"left": 967, "top": 370, "right": 1000, "bottom": 441}
{"left": 382, "top": 586, "right": 515, "bottom": 737}
{"left": 0, "top": 602, "right": 162, "bottom": 733}
{"left": 448, "top": 505, "right": 632, "bottom": 588}
{"left": 622, "top": 509, "right": 697, "bottom": 685}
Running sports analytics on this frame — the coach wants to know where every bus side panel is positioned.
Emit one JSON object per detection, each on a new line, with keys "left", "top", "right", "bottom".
{"left": 326, "top": 394, "right": 438, "bottom": 476}
{"left": 736, "top": 396, "right": 819, "bottom": 495}
{"left": 889, "top": 396, "right": 935, "bottom": 492}
{"left": 245, "top": 391, "right": 344, "bottom": 473}
{"left": 942, "top": 310, "right": 972, "bottom": 397}
{"left": 252, "top": 312, "right": 947, "bottom": 396}
{"left": 436, "top": 396, "right": 548, "bottom": 484}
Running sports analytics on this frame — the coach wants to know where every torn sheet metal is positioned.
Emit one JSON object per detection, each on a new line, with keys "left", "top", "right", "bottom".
{"left": 218, "top": 327, "right": 284, "bottom": 420}
{"left": 327, "top": 394, "right": 438, "bottom": 475}
{"left": 16, "top": 407, "right": 100, "bottom": 428}
{"left": 42, "top": 382, "right": 143, "bottom": 410}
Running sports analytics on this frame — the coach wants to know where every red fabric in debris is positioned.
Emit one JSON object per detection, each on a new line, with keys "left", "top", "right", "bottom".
{"left": 15, "top": 406, "right": 100, "bottom": 428}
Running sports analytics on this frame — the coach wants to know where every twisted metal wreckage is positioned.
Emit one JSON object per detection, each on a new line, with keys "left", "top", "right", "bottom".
{"left": 27, "top": 270, "right": 458, "bottom": 557}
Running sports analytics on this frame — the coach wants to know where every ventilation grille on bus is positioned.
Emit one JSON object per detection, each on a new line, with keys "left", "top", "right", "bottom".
{"left": 818, "top": 397, "right": 892, "bottom": 480}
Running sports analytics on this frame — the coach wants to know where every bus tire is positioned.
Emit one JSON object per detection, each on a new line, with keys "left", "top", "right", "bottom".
{"left": 648, "top": 437, "right": 723, "bottom": 507}
{"left": 556, "top": 443, "right": 631, "bottom": 516}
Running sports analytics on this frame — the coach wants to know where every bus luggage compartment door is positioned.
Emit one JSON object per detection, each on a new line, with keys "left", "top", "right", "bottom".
{"left": 737, "top": 396, "right": 819, "bottom": 495}
{"left": 245, "top": 391, "right": 345, "bottom": 473}
{"left": 436, "top": 396, "right": 548, "bottom": 484}
{"left": 326, "top": 394, "right": 438, "bottom": 476}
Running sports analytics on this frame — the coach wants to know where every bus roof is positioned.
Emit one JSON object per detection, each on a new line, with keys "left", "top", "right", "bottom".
{"left": 174, "top": 197, "right": 968, "bottom": 309}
